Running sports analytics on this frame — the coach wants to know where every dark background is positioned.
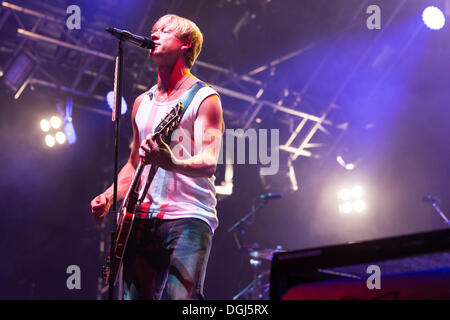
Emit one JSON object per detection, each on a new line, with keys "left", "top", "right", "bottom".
{"left": 0, "top": 0, "right": 449, "bottom": 299}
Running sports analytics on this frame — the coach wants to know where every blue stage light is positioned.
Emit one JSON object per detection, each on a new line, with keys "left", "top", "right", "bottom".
{"left": 64, "top": 120, "right": 77, "bottom": 145}
{"left": 106, "top": 91, "right": 128, "bottom": 115}
{"left": 422, "top": 6, "right": 445, "bottom": 30}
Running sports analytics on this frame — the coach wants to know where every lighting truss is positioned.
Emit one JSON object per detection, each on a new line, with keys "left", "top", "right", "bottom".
{"left": 0, "top": 0, "right": 342, "bottom": 162}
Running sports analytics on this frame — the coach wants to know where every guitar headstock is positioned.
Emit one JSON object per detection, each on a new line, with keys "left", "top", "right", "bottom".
{"left": 153, "top": 102, "right": 184, "bottom": 142}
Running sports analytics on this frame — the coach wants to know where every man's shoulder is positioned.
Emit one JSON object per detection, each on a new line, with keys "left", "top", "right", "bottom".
{"left": 136, "top": 85, "right": 156, "bottom": 103}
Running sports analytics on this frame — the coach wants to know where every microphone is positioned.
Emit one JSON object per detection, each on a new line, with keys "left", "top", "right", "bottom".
{"left": 258, "top": 193, "right": 282, "bottom": 200}
{"left": 105, "top": 27, "right": 155, "bottom": 50}
{"left": 423, "top": 195, "right": 440, "bottom": 204}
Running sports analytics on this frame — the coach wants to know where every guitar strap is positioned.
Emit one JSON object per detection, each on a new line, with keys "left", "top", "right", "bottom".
{"left": 138, "top": 81, "right": 208, "bottom": 203}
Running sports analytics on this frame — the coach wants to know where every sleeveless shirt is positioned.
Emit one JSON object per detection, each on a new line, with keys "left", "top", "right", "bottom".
{"left": 134, "top": 84, "right": 220, "bottom": 232}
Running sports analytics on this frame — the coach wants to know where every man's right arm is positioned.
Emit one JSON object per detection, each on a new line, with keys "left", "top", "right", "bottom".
{"left": 90, "top": 93, "right": 145, "bottom": 221}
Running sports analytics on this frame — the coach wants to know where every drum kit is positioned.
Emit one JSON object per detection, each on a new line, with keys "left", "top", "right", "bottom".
{"left": 227, "top": 193, "right": 285, "bottom": 300}
{"left": 232, "top": 245, "right": 285, "bottom": 300}
{"left": 227, "top": 193, "right": 450, "bottom": 300}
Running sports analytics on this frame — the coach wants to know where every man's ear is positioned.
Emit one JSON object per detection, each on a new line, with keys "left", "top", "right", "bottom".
{"left": 180, "top": 41, "right": 192, "bottom": 52}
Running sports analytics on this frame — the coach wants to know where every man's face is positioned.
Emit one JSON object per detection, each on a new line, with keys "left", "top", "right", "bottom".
{"left": 149, "top": 19, "right": 185, "bottom": 63}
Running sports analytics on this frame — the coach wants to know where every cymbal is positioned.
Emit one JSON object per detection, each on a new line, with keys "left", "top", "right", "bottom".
{"left": 247, "top": 247, "right": 286, "bottom": 261}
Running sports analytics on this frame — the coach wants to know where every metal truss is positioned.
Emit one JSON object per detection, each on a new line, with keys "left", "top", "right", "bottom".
{"left": 0, "top": 0, "right": 343, "bottom": 163}
{"left": 0, "top": 1, "right": 357, "bottom": 300}
{"left": 0, "top": 0, "right": 420, "bottom": 300}
{"left": 0, "top": 0, "right": 417, "bottom": 165}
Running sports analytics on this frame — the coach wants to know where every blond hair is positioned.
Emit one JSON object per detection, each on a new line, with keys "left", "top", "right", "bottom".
{"left": 152, "top": 14, "right": 203, "bottom": 69}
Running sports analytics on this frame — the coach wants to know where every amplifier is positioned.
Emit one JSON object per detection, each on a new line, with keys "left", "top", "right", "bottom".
{"left": 270, "top": 229, "right": 450, "bottom": 300}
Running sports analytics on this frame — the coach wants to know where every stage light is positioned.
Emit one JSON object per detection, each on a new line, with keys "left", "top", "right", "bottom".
{"left": 2, "top": 51, "right": 36, "bottom": 99}
{"left": 353, "top": 199, "right": 366, "bottom": 213}
{"left": 338, "top": 188, "right": 351, "bottom": 201}
{"left": 45, "top": 134, "right": 55, "bottom": 147}
{"left": 106, "top": 91, "right": 127, "bottom": 115}
{"left": 50, "top": 115, "right": 62, "bottom": 129}
{"left": 337, "top": 185, "right": 367, "bottom": 214}
{"left": 352, "top": 186, "right": 364, "bottom": 198}
{"left": 63, "top": 120, "right": 77, "bottom": 145}
{"left": 336, "top": 155, "right": 356, "bottom": 171}
{"left": 336, "top": 155, "right": 345, "bottom": 167}
{"left": 55, "top": 131, "right": 66, "bottom": 144}
{"left": 345, "top": 163, "right": 355, "bottom": 170}
{"left": 40, "top": 119, "right": 50, "bottom": 132}
{"left": 339, "top": 202, "right": 353, "bottom": 214}
{"left": 422, "top": 6, "right": 445, "bottom": 30}
{"left": 40, "top": 115, "right": 65, "bottom": 146}
{"left": 60, "top": 98, "right": 77, "bottom": 145}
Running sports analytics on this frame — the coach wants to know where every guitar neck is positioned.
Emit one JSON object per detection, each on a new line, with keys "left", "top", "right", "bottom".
{"left": 118, "top": 161, "right": 144, "bottom": 212}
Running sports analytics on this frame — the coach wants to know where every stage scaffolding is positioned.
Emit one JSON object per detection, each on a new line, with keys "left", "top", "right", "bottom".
{"left": 1, "top": 0, "right": 400, "bottom": 299}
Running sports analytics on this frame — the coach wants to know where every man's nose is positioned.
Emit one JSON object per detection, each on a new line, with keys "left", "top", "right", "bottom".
{"left": 151, "top": 31, "right": 160, "bottom": 41}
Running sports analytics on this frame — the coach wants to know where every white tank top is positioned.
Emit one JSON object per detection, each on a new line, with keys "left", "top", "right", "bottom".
{"left": 134, "top": 84, "right": 219, "bottom": 232}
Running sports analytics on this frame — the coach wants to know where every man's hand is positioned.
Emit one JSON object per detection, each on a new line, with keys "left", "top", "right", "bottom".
{"left": 139, "top": 134, "right": 176, "bottom": 170}
{"left": 90, "top": 193, "right": 112, "bottom": 222}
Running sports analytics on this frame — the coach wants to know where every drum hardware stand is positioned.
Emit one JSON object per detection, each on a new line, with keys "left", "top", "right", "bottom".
{"left": 232, "top": 262, "right": 270, "bottom": 300}
{"left": 424, "top": 195, "right": 450, "bottom": 226}
{"left": 228, "top": 197, "right": 282, "bottom": 300}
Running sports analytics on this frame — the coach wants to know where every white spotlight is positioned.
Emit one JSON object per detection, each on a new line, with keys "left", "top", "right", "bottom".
{"left": 336, "top": 155, "right": 346, "bottom": 167}
{"left": 353, "top": 199, "right": 367, "bottom": 213}
{"left": 338, "top": 188, "right": 351, "bottom": 201}
{"left": 106, "top": 91, "right": 128, "bottom": 115}
{"left": 345, "top": 163, "right": 355, "bottom": 171}
{"left": 40, "top": 119, "right": 50, "bottom": 132}
{"left": 339, "top": 202, "right": 353, "bottom": 214}
{"left": 352, "top": 186, "right": 364, "bottom": 198}
{"left": 45, "top": 134, "right": 55, "bottom": 147}
{"left": 55, "top": 131, "right": 66, "bottom": 144}
{"left": 337, "top": 185, "right": 368, "bottom": 215}
{"left": 50, "top": 116, "right": 62, "bottom": 129}
{"left": 422, "top": 6, "right": 445, "bottom": 30}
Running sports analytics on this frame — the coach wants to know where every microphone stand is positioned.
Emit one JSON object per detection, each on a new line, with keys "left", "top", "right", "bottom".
{"left": 108, "top": 38, "right": 124, "bottom": 301}
{"left": 227, "top": 199, "right": 269, "bottom": 235}
{"left": 104, "top": 27, "right": 154, "bottom": 300}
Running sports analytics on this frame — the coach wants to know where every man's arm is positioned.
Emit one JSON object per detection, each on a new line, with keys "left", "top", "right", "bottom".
{"left": 90, "top": 93, "right": 145, "bottom": 221}
{"left": 140, "top": 94, "right": 224, "bottom": 178}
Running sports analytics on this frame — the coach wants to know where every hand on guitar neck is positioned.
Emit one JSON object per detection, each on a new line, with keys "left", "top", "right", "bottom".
{"left": 139, "top": 133, "right": 175, "bottom": 170}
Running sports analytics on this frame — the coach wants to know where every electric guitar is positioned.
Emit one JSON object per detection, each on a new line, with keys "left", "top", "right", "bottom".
{"left": 103, "top": 101, "right": 184, "bottom": 285}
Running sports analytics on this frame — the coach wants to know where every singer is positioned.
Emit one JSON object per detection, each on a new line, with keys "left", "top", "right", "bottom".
{"left": 90, "top": 14, "right": 224, "bottom": 300}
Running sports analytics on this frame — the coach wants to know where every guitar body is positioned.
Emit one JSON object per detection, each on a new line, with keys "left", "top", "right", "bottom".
{"left": 112, "top": 210, "right": 135, "bottom": 284}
